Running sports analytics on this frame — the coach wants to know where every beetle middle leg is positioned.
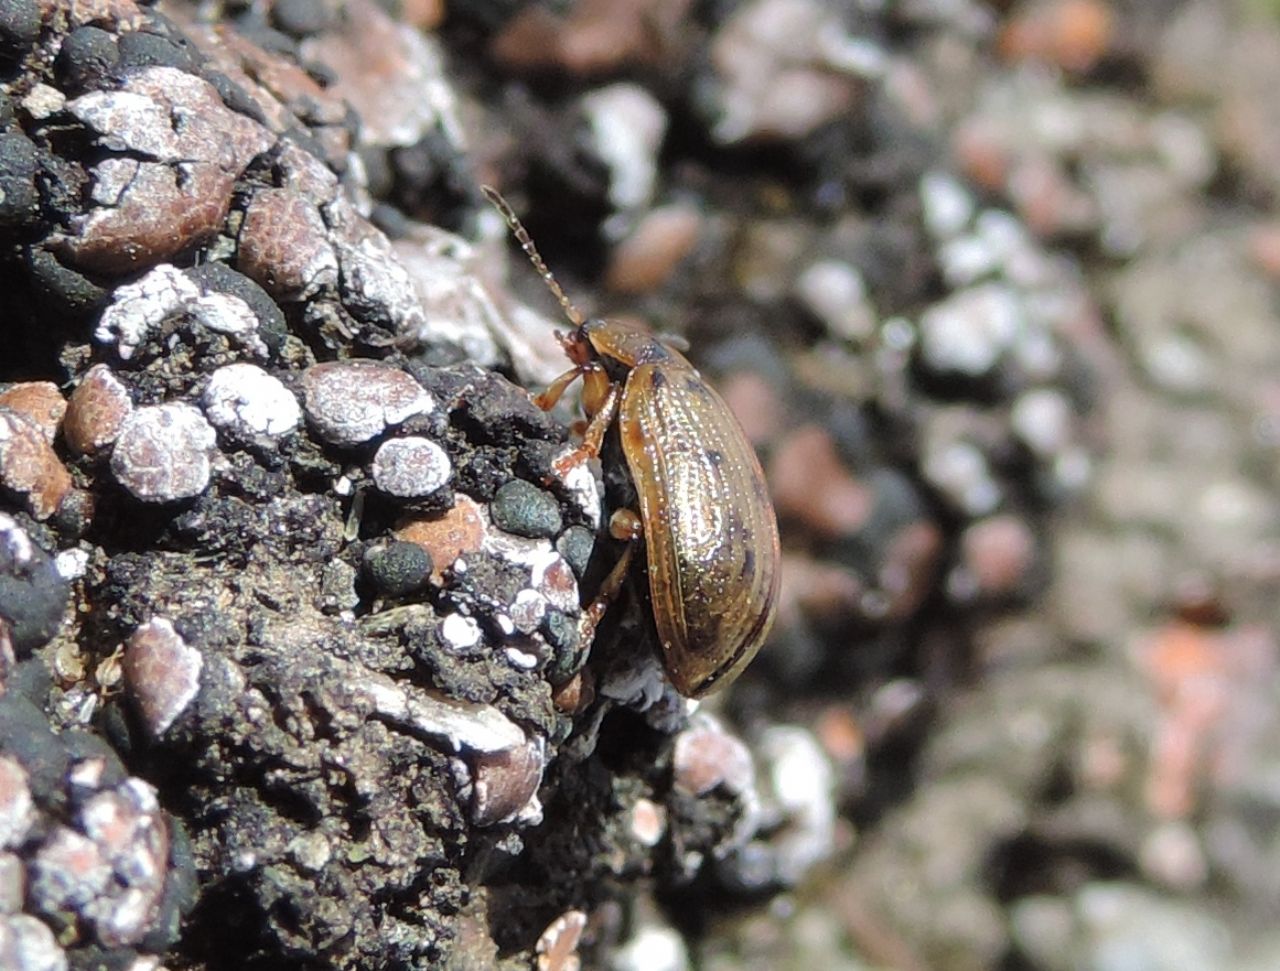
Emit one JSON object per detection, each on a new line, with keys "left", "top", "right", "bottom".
{"left": 578, "top": 508, "right": 644, "bottom": 642}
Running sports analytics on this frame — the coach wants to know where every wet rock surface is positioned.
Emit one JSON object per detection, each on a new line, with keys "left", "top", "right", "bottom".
{"left": 0, "top": 0, "right": 1275, "bottom": 969}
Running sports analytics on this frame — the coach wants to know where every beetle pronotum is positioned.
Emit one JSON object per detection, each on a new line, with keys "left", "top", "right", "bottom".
{"left": 483, "top": 186, "right": 781, "bottom": 697}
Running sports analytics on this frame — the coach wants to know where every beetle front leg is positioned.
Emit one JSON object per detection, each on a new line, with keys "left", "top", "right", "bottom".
{"left": 551, "top": 373, "right": 622, "bottom": 478}
{"left": 533, "top": 365, "right": 586, "bottom": 411}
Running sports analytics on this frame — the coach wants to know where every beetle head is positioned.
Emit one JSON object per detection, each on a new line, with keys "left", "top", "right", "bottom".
{"left": 558, "top": 324, "right": 598, "bottom": 367}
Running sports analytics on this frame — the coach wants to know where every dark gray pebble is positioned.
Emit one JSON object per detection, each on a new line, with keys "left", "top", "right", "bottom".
{"left": 0, "top": 533, "right": 69, "bottom": 656}
{"left": 491, "top": 479, "right": 563, "bottom": 539}
{"left": 0, "top": 130, "right": 40, "bottom": 227}
{"left": 0, "top": 694, "right": 70, "bottom": 806}
{"left": 0, "top": 0, "right": 40, "bottom": 63}
{"left": 555, "top": 525, "right": 595, "bottom": 579}
{"left": 272, "top": 0, "right": 337, "bottom": 37}
{"left": 364, "top": 541, "right": 433, "bottom": 598}
{"left": 543, "top": 609, "right": 585, "bottom": 685}
{"left": 186, "top": 262, "right": 288, "bottom": 356}
{"left": 117, "top": 24, "right": 200, "bottom": 73}
{"left": 56, "top": 26, "right": 120, "bottom": 91}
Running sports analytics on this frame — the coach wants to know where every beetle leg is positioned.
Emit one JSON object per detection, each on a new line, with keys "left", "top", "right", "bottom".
{"left": 551, "top": 376, "right": 622, "bottom": 477}
{"left": 533, "top": 365, "right": 586, "bottom": 411}
{"left": 577, "top": 509, "right": 644, "bottom": 642}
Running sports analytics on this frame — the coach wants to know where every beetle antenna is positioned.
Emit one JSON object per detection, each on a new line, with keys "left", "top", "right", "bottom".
{"left": 481, "top": 185, "right": 585, "bottom": 327}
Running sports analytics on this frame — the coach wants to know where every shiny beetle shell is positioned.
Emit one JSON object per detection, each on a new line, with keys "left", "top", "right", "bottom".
{"left": 481, "top": 185, "right": 781, "bottom": 697}
{"left": 595, "top": 321, "right": 782, "bottom": 696}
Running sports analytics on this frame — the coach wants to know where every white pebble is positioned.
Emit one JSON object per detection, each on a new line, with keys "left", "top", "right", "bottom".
{"left": 203, "top": 364, "right": 301, "bottom": 439}
{"left": 302, "top": 361, "right": 435, "bottom": 446}
{"left": 920, "top": 170, "right": 975, "bottom": 239}
{"left": 110, "top": 404, "right": 217, "bottom": 502}
{"left": 441, "top": 614, "right": 482, "bottom": 653}
{"left": 371, "top": 437, "right": 451, "bottom": 497}
{"left": 919, "top": 283, "right": 1022, "bottom": 377}
{"left": 794, "top": 259, "right": 875, "bottom": 342}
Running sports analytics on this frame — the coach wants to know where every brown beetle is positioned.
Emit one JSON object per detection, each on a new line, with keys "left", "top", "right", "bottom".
{"left": 484, "top": 187, "right": 781, "bottom": 697}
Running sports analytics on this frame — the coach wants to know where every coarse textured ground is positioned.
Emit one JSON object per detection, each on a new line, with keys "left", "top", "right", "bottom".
{"left": 0, "top": 1, "right": 1277, "bottom": 970}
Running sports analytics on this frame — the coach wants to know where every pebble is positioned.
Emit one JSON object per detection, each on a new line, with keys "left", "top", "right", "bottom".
{"left": 110, "top": 403, "right": 217, "bottom": 502}
{"left": 0, "top": 626, "right": 13, "bottom": 694}
{"left": 535, "top": 909, "right": 587, "bottom": 971}
{"left": 396, "top": 494, "right": 489, "bottom": 583}
{"left": 542, "top": 610, "right": 583, "bottom": 685}
{"left": 920, "top": 170, "right": 977, "bottom": 240}
{"left": 555, "top": 526, "right": 595, "bottom": 580}
{"left": 0, "top": 513, "right": 70, "bottom": 655}
{"left": 673, "top": 714, "right": 754, "bottom": 798}
{"left": 121, "top": 618, "right": 203, "bottom": 737}
{"left": 527, "top": 549, "right": 580, "bottom": 615}
{"left": 355, "top": 668, "right": 526, "bottom": 755}
{"left": 759, "top": 725, "right": 837, "bottom": 885}
{"left": 921, "top": 433, "right": 1002, "bottom": 516}
{"left": 93, "top": 264, "right": 242, "bottom": 361}
{"left": 0, "top": 756, "right": 33, "bottom": 850}
{"left": 0, "top": 384, "right": 65, "bottom": 445}
{"left": 370, "top": 436, "right": 451, "bottom": 498}
{"left": 580, "top": 83, "right": 667, "bottom": 213}
{"left": 301, "top": 360, "right": 435, "bottom": 447}
{"left": 236, "top": 188, "right": 340, "bottom": 301}
{"left": 363, "top": 541, "right": 433, "bottom": 598}
{"left": 470, "top": 737, "right": 545, "bottom": 826}
{"left": 63, "top": 364, "right": 132, "bottom": 456}
{"left": 794, "top": 259, "right": 876, "bottom": 343}
{"left": 29, "top": 825, "right": 111, "bottom": 915}
{"left": 919, "top": 283, "right": 1022, "bottom": 377}
{"left": 1072, "top": 882, "right": 1231, "bottom": 971}
{"left": 0, "top": 851, "right": 21, "bottom": 911}
{"left": 630, "top": 797, "right": 666, "bottom": 847}
{"left": 612, "top": 925, "right": 689, "bottom": 971}
{"left": 1139, "top": 819, "right": 1208, "bottom": 891}
{"left": 605, "top": 203, "right": 702, "bottom": 295}
{"left": 0, "top": 408, "right": 72, "bottom": 520}
{"left": 1011, "top": 387, "right": 1074, "bottom": 457}
{"left": 508, "top": 588, "right": 548, "bottom": 635}
{"left": 319, "top": 560, "right": 359, "bottom": 613}
{"left": 957, "top": 515, "right": 1037, "bottom": 599}
{"left": 440, "top": 613, "right": 483, "bottom": 655}
{"left": 490, "top": 479, "right": 563, "bottom": 539}
{"left": 202, "top": 363, "right": 301, "bottom": 441}
{"left": 0, "top": 913, "right": 66, "bottom": 971}
{"left": 709, "top": 0, "right": 864, "bottom": 143}
{"left": 998, "top": 0, "right": 1114, "bottom": 74}
{"left": 769, "top": 425, "right": 872, "bottom": 538}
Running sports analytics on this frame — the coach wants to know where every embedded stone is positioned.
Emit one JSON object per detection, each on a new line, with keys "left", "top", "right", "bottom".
{"left": 122, "top": 618, "right": 203, "bottom": 737}
{"left": 301, "top": 361, "right": 434, "bottom": 446}
{"left": 202, "top": 363, "right": 301, "bottom": 440}
{"left": 63, "top": 364, "right": 132, "bottom": 455}
{"left": 371, "top": 436, "right": 451, "bottom": 498}
{"left": 110, "top": 404, "right": 217, "bottom": 502}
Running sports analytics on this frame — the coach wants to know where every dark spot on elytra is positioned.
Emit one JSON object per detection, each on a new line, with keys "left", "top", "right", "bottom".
{"left": 650, "top": 370, "right": 668, "bottom": 389}
{"left": 741, "top": 547, "right": 756, "bottom": 578}
{"left": 707, "top": 449, "right": 724, "bottom": 466}
{"left": 683, "top": 376, "right": 711, "bottom": 397}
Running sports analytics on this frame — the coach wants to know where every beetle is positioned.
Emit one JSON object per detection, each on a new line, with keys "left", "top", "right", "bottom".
{"left": 482, "top": 186, "right": 781, "bottom": 698}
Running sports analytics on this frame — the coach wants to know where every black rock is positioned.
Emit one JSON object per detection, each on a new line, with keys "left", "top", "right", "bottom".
{"left": 0, "top": 530, "right": 70, "bottom": 656}
{"left": 364, "top": 541, "right": 433, "bottom": 598}
{"left": 56, "top": 25, "right": 120, "bottom": 91}
{"left": 491, "top": 479, "right": 563, "bottom": 539}
{"left": 0, "top": 0, "right": 41, "bottom": 64}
